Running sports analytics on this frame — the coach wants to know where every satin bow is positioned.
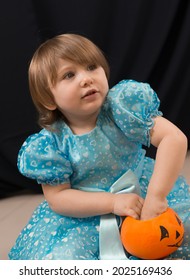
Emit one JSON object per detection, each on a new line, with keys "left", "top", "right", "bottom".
{"left": 99, "top": 169, "right": 140, "bottom": 260}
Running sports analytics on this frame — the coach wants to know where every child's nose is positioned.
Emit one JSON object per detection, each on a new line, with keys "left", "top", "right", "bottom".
{"left": 80, "top": 73, "right": 93, "bottom": 87}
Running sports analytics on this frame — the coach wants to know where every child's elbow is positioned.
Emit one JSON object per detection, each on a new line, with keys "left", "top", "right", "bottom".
{"left": 176, "top": 130, "right": 188, "bottom": 153}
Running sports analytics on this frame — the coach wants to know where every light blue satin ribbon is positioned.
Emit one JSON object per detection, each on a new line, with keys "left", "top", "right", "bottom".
{"left": 99, "top": 169, "right": 140, "bottom": 260}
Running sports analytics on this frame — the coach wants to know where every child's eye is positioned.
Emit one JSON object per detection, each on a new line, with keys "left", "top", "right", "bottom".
{"left": 87, "top": 64, "right": 97, "bottom": 71}
{"left": 63, "top": 72, "right": 75, "bottom": 79}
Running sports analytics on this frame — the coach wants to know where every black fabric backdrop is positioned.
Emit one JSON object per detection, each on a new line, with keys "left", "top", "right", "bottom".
{"left": 0, "top": 0, "right": 189, "bottom": 196}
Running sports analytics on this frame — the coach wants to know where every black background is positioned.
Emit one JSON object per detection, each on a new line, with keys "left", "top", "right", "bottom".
{"left": 0, "top": 0, "right": 189, "bottom": 196}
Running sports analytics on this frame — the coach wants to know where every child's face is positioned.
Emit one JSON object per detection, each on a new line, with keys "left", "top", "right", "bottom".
{"left": 49, "top": 59, "right": 109, "bottom": 124}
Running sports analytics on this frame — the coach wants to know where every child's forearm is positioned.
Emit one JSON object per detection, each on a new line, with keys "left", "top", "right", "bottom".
{"left": 42, "top": 184, "right": 143, "bottom": 219}
{"left": 43, "top": 186, "right": 115, "bottom": 218}
{"left": 147, "top": 130, "right": 187, "bottom": 198}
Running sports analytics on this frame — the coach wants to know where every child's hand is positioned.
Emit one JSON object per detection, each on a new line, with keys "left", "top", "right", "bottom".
{"left": 112, "top": 193, "right": 144, "bottom": 219}
{"left": 140, "top": 194, "right": 168, "bottom": 220}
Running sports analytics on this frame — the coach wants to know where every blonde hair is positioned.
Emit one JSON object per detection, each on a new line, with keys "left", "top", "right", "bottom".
{"left": 28, "top": 33, "right": 110, "bottom": 129}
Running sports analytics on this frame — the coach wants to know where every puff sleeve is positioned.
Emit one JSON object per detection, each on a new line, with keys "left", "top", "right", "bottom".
{"left": 17, "top": 131, "right": 73, "bottom": 185}
{"left": 107, "top": 80, "right": 163, "bottom": 146}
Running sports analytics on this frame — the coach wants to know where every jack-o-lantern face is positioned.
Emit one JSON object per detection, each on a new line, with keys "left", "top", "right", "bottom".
{"left": 121, "top": 208, "right": 184, "bottom": 259}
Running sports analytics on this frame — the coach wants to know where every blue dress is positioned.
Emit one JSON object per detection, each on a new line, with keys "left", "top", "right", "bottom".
{"left": 9, "top": 80, "right": 190, "bottom": 260}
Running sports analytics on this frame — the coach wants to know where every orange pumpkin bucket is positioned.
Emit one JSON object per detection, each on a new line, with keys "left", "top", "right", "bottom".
{"left": 121, "top": 207, "right": 184, "bottom": 259}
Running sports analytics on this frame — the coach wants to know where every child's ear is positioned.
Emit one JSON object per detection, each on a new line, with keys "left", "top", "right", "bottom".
{"left": 45, "top": 104, "right": 57, "bottom": 111}
{"left": 44, "top": 103, "right": 57, "bottom": 111}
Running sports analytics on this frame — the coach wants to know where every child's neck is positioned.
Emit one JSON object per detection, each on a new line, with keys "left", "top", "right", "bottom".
{"left": 68, "top": 113, "right": 99, "bottom": 135}
{"left": 70, "top": 125, "right": 95, "bottom": 135}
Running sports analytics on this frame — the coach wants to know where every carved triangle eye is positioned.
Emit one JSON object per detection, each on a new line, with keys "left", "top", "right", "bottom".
{"left": 176, "top": 230, "right": 180, "bottom": 239}
{"left": 160, "top": 225, "right": 169, "bottom": 241}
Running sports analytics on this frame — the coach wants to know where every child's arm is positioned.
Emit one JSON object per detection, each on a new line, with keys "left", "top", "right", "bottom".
{"left": 42, "top": 183, "right": 144, "bottom": 219}
{"left": 141, "top": 116, "right": 188, "bottom": 220}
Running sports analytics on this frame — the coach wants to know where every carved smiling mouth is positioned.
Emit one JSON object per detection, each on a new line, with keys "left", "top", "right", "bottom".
{"left": 82, "top": 89, "right": 97, "bottom": 99}
{"left": 167, "top": 237, "right": 184, "bottom": 248}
